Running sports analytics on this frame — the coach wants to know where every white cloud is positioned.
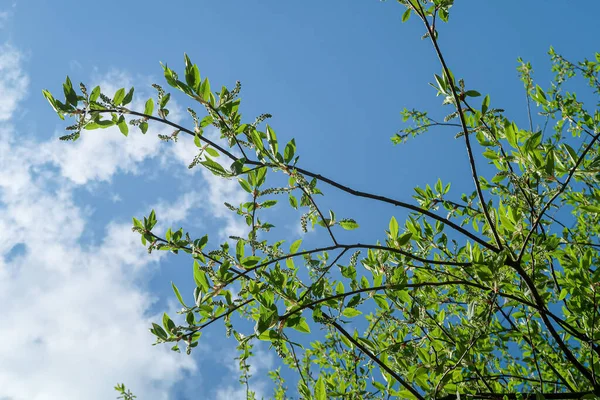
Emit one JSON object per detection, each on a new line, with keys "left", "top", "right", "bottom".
{"left": 0, "top": 48, "right": 248, "bottom": 400}
{"left": 220, "top": 341, "right": 275, "bottom": 376}
{"left": 0, "top": 44, "right": 28, "bottom": 121}
{"left": 0, "top": 121, "right": 198, "bottom": 400}
{"left": 0, "top": 11, "right": 8, "bottom": 28}
{"left": 214, "top": 382, "right": 268, "bottom": 400}
{"left": 212, "top": 341, "right": 273, "bottom": 400}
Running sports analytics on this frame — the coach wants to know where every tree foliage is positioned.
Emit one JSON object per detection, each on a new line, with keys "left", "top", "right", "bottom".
{"left": 45, "top": 0, "right": 600, "bottom": 398}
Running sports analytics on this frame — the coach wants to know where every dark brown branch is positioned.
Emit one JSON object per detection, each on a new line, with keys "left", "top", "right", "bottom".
{"left": 86, "top": 108, "right": 498, "bottom": 253}
{"left": 414, "top": 3, "right": 503, "bottom": 251}
{"left": 436, "top": 392, "right": 595, "bottom": 400}
{"left": 281, "top": 280, "right": 476, "bottom": 320}
{"left": 225, "top": 242, "right": 471, "bottom": 286}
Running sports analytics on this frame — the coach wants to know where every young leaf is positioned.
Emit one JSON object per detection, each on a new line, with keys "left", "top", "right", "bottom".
{"left": 389, "top": 216, "right": 399, "bottom": 237}
{"left": 266, "top": 125, "right": 279, "bottom": 156}
{"left": 292, "top": 318, "right": 311, "bottom": 333}
{"left": 465, "top": 90, "right": 481, "bottom": 97}
{"left": 144, "top": 98, "right": 154, "bottom": 115}
{"left": 113, "top": 88, "right": 126, "bottom": 106}
{"left": 151, "top": 323, "right": 168, "bottom": 340}
{"left": 63, "top": 76, "right": 78, "bottom": 106}
{"left": 284, "top": 139, "right": 296, "bottom": 163}
{"left": 160, "top": 93, "right": 171, "bottom": 109}
{"left": 200, "top": 158, "right": 228, "bottom": 177}
{"left": 42, "top": 89, "right": 64, "bottom": 119}
{"left": 314, "top": 376, "right": 327, "bottom": 400}
{"left": 401, "top": 8, "right": 411, "bottom": 22}
{"left": 290, "top": 239, "right": 302, "bottom": 254}
{"left": 481, "top": 94, "right": 490, "bottom": 114}
{"left": 89, "top": 86, "right": 101, "bottom": 102}
{"left": 236, "top": 239, "right": 245, "bottom": 261}
{"left": 205, "top": 147, "right": 219, "bottom": 158}
{"left": 397, "top": 232, "right": 413, "bottom": 246}
{"left": 238, "top": 178, "right": 252, "bottom": 193}
{"left": 117, "top": 115, "right": 129, "bottom": 136}
{"left": 339, "top": 219, "right": 359, "bottom": 230}
{"left": 162, "top": 312, "right": 176, "bottom": 334}
{"left": 288, "top": 194, "right": 298, "bottom": 209}
{"left": 122, "top": 87, "right": 135, "bottom": 106}
{"left": 193, "top": 261, "right": 210, "bottom": 292}
{"left": 342, "top": 308, "right": 362, "bottom": 318}
{"left": 200, "top": 78, "right": 211, "bottom": 101}
{"left": 171, "top": 282, "right": 187, "bottom": 308}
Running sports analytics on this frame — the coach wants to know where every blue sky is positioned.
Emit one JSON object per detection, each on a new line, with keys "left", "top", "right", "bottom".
{"left": 1, "top": 1, "right": 600, "bottom": 399}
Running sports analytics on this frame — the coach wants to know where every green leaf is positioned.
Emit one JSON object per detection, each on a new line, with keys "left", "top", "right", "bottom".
{"left": 186, "top": 311, "right": 195, "bottom": 325}
{"left": 241, "top": 256, "right": 262, "bottom": 268}
{"left": 238, "top": 178, "right": 252, "bottom": 193}
{"left": 195, "top": 234, "right": 208, "bottom": 250}
{"left": 236, "top": 239, "right": 245, "bottom": 261}
{"left": 535, "top": 84, "right": 547, "bottom": 103}
{"left": 339, "top": 219, "right": 359, "bottom": 230}
{"left": 288, "top": 194, "right": 298, "bottom": 209}
{"left": 193, "top": 261, "right": 210, "bottom": 292}
{"left": 160, "top": 93, "right": 171, "bottom": 109}
{"left": 151, "top": 323, "right": 168, "bottom": 340}
{"left": 563, "top": 143, "right": 578, "bottom": 165}
{"left": 200, "top": 158, "right": 228, "bottom": 176}
{"left": 559, "top": 288, "right": 568, "bottom": 300}
{"left": 200, "top": 115, "right": 213, "bottom": 128}
{"left": 63, "top": 76, "right": 78, "bottom": 106}
{"left": 85, "top": 120, "right": 115, "bottom": 130}
{"left": 314, "top": 376, "right": 327, "bottom": 400}
{"left": 171, "top": 282, "right": 187, "bottom": 308}
{"left": 482, "top": 94, "right": 490, "bottom": 114}
{"left": 117, "top": 115, "right": 129, "bottom": 136}
{"left": 284, "top": 139, "right": 296, "bottom": 163}
{"left": 401, "top": 8, "right": 411, "bottom": 22}
{"left": 162, "top": 63, "right": 178, "bottom": 88}
{"left": 200, "top": 78, "right": 211, "bottom": 101}
{"left": 140, "top": 122, "right": 148, "bottom": 134}
{"left": 545, "top": 150, "right": 555, "bottom": 176}
{"left": 372, "top": 294, "right": 389, "bottom": 311}
{"left": 184, "top": 54, "right": 200, "bottom": 90}
{"left": 42, "top": 89, "right": 64, "bottom": 119}
{"left": 261, "top": 199, "right": 277, "bottom": 208}
{"left": 524, "top": 131, "right": 542, "bottom": 152}
{"left": 465, "top": 90, "right": 481, "bottom": 97}
{"left": 122, "top": 87, "right": 134, "bottom": 106}
{"left": 397, "top": 232, "right": 412, "bottom": 246}
{"left": 266, "top": 125, "right": 279, "bottom": 156}
{"left": 434, "top": 74, "right": 446, "bottom": 93}
{"left": 257, "top": 329, "right": 280, "bottom": 342}
{"left": 389, "top": 216, "right": 399, "bottom": 238}
{"left": 292, "top": 317, "right": 311, "bottom": 334}
{"left": 162, "top": 312, "right": 176, "bottom": 334}
{"left": 89, "top": 86, "right": 101, "bottom": 102}
{"left": 581, "top": 205, "right": 600, "bottom": 213}
{"left": 504, "top": 121, "right": 516, "bottom": 147}
{"left": 342, "top": 308, "right": 362, "bottom": 318}
{"left": 290, "top": 239, "right": 302, "bottom": 254}
{"left": 144, "top": 98, "right": 154, "bottom": 115}
{"left": 205, "top": 147, "right": 219, "bottom": 157}
{"left": 113, "top": 88, "right": 126, "bottom": 106}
